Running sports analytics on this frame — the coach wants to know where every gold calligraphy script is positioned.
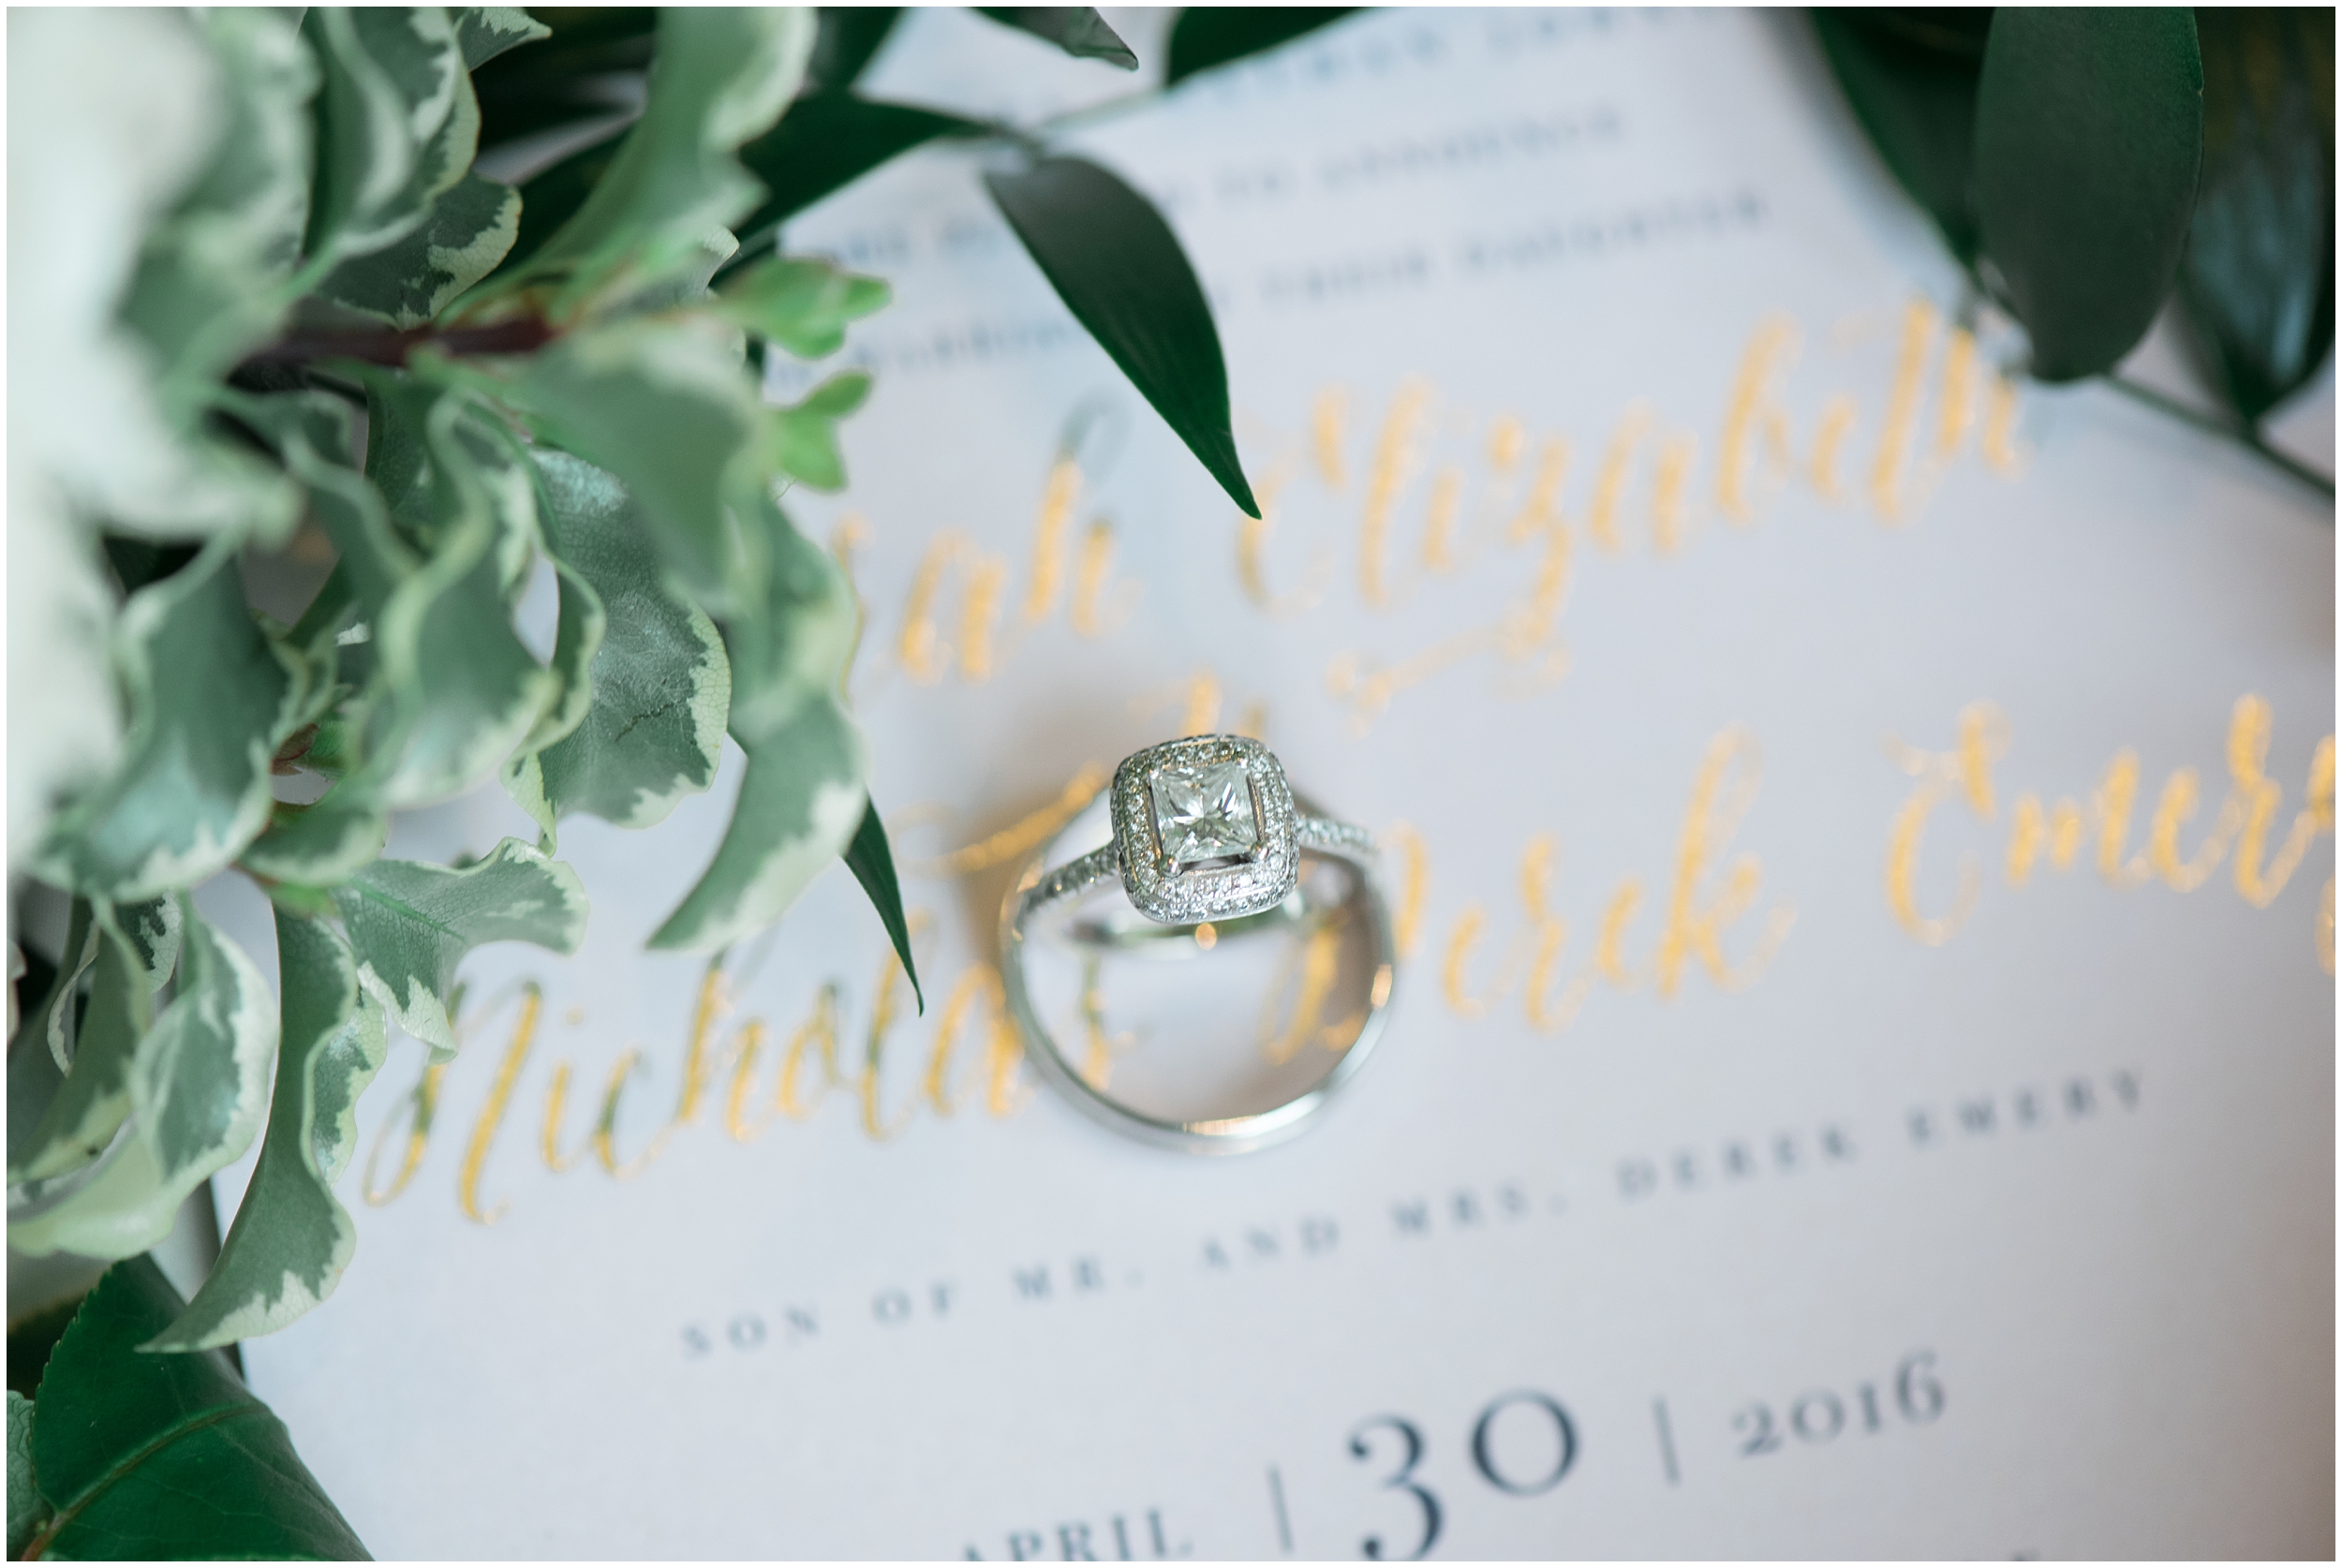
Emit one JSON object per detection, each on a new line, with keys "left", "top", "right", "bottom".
{"left": 361, "top": 727, "right": 1789, "bottom": 1223}
{"left": 1885, "top": 695, "right": 2335, "bottom": 970}
{"left": 1240, "top": 301, "right": 2023, "bottom": 732}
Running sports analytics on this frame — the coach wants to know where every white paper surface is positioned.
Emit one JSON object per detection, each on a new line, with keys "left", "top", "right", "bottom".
{"left": 218, "top": 8, "right": 2335, "bottom": 1558}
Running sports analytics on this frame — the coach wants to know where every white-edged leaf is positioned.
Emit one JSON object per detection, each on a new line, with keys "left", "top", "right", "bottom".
{"left": 508, "top": 452, "right": 729, "bottom": 839}
{"left": 148, "top": 910, "right": 388, "bottom": 1350}
{"left": 318, "top": 171, "right": 521, "bottom": 330}
{"left": 7, "top": 1391, "right": 46, "bottom": 1560}
{"left": 515, "top": 7, "right": 814, "bottom": 314}
{"left": 453, "top": 7, "right": 550, "bottom": 69}
{"left": 301, "top": 7, "right": 466, "bottom": 268}
{"left": 647, "top": 702, "right": 867, "bottom": 953}
{"left": 239, "top": 798, "right": 393, "bottom": 886}
{"left": 7, "top": 912, "right": 154, "bottom": 1187}
{"left": 32, "top": 541, "right": 305, "bottom": 902}
{"left": 8, "top": 902, "right": 276, "bottom": 1262}
{"left": 333, "top": 837, "right": 586, "bottom": 1058}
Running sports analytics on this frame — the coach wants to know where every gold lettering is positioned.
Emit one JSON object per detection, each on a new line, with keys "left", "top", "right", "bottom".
{"left": 1070, "top": 517, "right": 1134, "bottom": 637}
{"left": 1888, "top": 764, "right": 1979, "bottom": 945}
{"left": 1716, "top": 316, "right": 1798, "bottom": 524}
{"left": 1980, "top": 377, "right": 2026, "bottom": 476}
{"left": 1361, "top": 379, "right": 1430, "bottom": 605}
{"left": 591, "top": 1050, "right": 669, "bottom": 1179}
{"left": 1312, "top": 386, "right": 1349, "bottom": 491}
{"left": 1020, "top": 456, "right": 1080, "bottom": 624}
{"left": 859, "top": 942, "right": 919, "bottom": 1141}
{"left": 2148, "top": 767, "right": 2242, "bottom": 891}
{"left": 1651, "top": 435, "right": 1697, "bottom": 555}
{"left": 909, "top": 762, "right": 1113, "bottom": 878}
{"left": 1934, "top": 325, "right": 1978, "bottom": 459}
{"left": 1422, "top": 466, "right": 1465, "bottom": 572}
{"left": 2229, "top": 696, "right": 2336, "bottom": 908}
{"left": 1261, "top": 914, "right": 1346, "bottom": 1064}
{"left": 776, "top": 984, "right": 844, "bottom": 1121}
{"left": 363, "top": 1059, "right": 447, "bottom": 1207}
{"left": 1588, "top": 403, "right": 1652, "bottom": 554}
{"left": 1871, "top": 297, "right": 1935, "bottom": 523}
{"left": 2092, "top": 749, "right": 2152, "bottom": 889}
{"left": 1238, "top": 467, "right": 1331, "bottom": 615}
{"left": 1519, "top": 835, "right": 1590, "bottom": 1032}
{"left": 1593, "top": 881, "right": 1643, "bottom": 988}
{"left": 458, "top": 984, "right": 542, "bottom": 1225}
{"left": 1384, "top": 821, "right": 1430, "bottom": 959}
{"left": 1809, "top": 395, "right": 1858, "bottom": 502}
{"left": 925, "top": 967, "right": 1008, "bottom": 1117}
{"left": 2007, "top": 793, "right": 2085, "bottom": 885}
{"left": 1656, "top": 727, "right": 1793, "bottom": 992}
{"left": 1444, "top": 905, "right": 1498, "bottom": 1018}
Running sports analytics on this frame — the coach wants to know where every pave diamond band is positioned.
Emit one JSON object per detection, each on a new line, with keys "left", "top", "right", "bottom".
{"left": 1001, "top": 735, "right": 1397, "bottom": 1155}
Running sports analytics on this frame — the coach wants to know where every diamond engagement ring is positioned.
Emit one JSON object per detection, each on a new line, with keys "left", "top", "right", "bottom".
{"left": 1000, "top": 734, "right": 1397, "bottom": 1154}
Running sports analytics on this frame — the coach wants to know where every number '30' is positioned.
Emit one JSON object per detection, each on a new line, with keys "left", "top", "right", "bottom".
{"left": 1348, "top": 1390, "right": 1579, "bottom": 1561}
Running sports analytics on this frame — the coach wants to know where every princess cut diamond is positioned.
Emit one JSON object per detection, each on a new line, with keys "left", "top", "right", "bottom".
{"left": 1151, "top": 760, "right": 1260, "bottom": 866}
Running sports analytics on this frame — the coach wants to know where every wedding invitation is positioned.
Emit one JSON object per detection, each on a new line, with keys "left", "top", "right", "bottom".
{"left": 206, "top": 8, "right": 2335, "bottom": 1558}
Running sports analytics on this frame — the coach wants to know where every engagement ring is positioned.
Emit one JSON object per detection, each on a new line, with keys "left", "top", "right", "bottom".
{"left": 1001, "top": 735, "right": 1397, "bottom": 1153}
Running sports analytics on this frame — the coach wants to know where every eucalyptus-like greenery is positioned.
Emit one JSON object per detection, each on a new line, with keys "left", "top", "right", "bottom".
{"left": 1815, "top": 7, "right": 2335, "bottom": 496}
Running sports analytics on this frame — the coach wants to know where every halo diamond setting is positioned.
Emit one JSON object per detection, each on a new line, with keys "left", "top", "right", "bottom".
{"left": 1112, "top": 734, "right": 1299, "bottom": 924}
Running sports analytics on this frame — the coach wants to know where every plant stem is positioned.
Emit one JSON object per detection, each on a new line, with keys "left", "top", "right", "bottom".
{"left": 2106, "top": 374, "right": 2335, "bottom": 502}
{"left": 1030, "top": 84, "right": 1164, "bottom": 138}
{"left": 236, "top": 316, "right": 557, "bottom": 373}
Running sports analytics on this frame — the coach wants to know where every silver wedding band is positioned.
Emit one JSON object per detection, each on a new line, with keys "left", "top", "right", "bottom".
{"left": 999, "top": 735, "right": 1398, "bottom": 1154}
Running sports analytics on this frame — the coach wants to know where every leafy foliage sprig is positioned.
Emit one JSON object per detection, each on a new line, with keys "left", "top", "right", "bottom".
{"left": 1815, "top": 7, "right": 2335, "bottom": 496}
{"left": 7, "top": 2, "right": 1358, "bottom": 1378}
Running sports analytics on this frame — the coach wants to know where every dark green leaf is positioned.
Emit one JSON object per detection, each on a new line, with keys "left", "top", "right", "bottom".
{"left": 1811, "top": 7, "right": 1991, "bottom": 262}
{"left": 1165, "top": 7, "right": 1359, "bottom": 84}
{"left": 500, "top": 130, "right": 629, "bottom": 278}
{"left": 844, "top": 797, "right": 921, "bottom": 1012}
{"left": 150, "top": 911, "right": 387, "bottom": 1350}
{"left": 809, "top": 7, "right": 904, "bottom": 88}
{"left": 726, "top": 95, "right": 986, "bottom": 275}
{"left": 334, "top": 838, "right": 587, "bottom": 1057}
{"left": 510, "top": 454, "right": 730, "bottom": 838}
{"left": 1974, "top": 8, "right": 2205, "bottom": 380}
{"left": 8, "top": 1391, "right": 49, "bottom": 1558}
{"left": 2177, "top": 7, "right": 2335, "bottom": 423}
{"left": 986, "top": 155, "right": 1260, "bottom": 515}
{"left": 472, "top": 7, "right": 655, "bottom": 153}
{"left": 32, "top": 541, "right": 304, "bottom": 901}
{"left": 976, "top": 7, "right": 1138, "bottom": 68}
{"left": 22, "top": 1257, "right": 367, "bottom": 1560}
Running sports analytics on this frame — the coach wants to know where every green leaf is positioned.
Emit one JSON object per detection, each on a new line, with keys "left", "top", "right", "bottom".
{"left": 241, "top": 798, "right": 393, "bottom": 886}
{"left": 844, "top": 797, "right": 921, "bottom": 1012}
{"left": 301, "top": 7, "right": 469, "bottom": 268}
{"left": 510, "top": 454, "right": 730, "bottom": 837}
{"left": 118, "top": 7, "right": 317, "bottom": 414}
{"left": 339, "top": 378, "right": 555, "bottom": 810}
{"left": 1811, "top": 8, "right": 1991, "bottom": 263}
{"left": 149, "top": 911, "right": 388, "bottom": 1351}
{"left": 318, "top": 172, "right": 523, "bottom": 329}
{"left": 499, "top": 131, "right": 627, "bottom": 278}
{"left": 515, "top": 7, "right": 816, "bottom": 314}
{"left": 498, "top": 317, "right": 768, "bottom": 613}
{"left": 767, "top": 372, "right": 873, "bottom": 491}
{"left": 9, "top": 904, "right": 275, "bottom": 1263}
{"left": 32, "top": 540, "right": 304, "bottom": 901}
{"left": 1164, "top": 7, "right": 1359, "bottom": 84}
{"left": 7, "top": 915, "right": 153, "bottom": 1189}
{"left": 8, "top": 1391, "right": 48, "bottom": 1559}
{"left": 715, "top": 256, "right": 891, "bottom": 358}
{"left": 1974, "top": 8, "right": 2206, "bottom": 381}
{"left": 975, "top": 7, "right": 1137, "bottom": 68}
{"left": 651, "top": 498, "right": 867, "bottom": 953}
{"left": 648, "top": 703, "right": 867, "bottom": 954}
{"left": 454, "top": 7, "right": 551, "bottom": 69}
{"left": 808, "top": 7, "right": 903, "bottom": 88}
{"left": 472, "top": 7, "right": 654, "bottom": 154}
{"left": 25, "top": 901, "right": 96, "bottom": 1078}
{"left": 333, "top": 837, "right": 587, "bottom": 1058}
{"left": 21, "top": 1257, "right": 367, "bottom": 1560}
{"left": 724, "top": 94, "right": 986, "bottom": 273}
{"left": 2177, "top": 7, "right": 2335, "bottom": 423}
{"left": 986, "top": 155, "right": 1260, "bottom": 516}
{"left": 498, "top": 549, "right": 604, "bottom": 847}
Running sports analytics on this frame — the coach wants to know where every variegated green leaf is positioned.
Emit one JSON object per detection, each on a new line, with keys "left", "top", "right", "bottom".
{"left": 500, "top": 317, "right": 767, "bottom": 612}
{"left": 119, "top": 7, "right": 316, "bottom": 417}
{"left": 301, "top": 7, "right": 467, "bottom": 268}
{"left": 32, "top": 541, "right": 305, "bottom": 902}
{"left": 149, "top": 911, "right": 387, "bottom": 1351}
{"left": 766, "top": 370, "right": 871, "bottom": 491}
{"left": 338, "top": 379, "right": 554, "bottom": 810}
{"left": 31, "top": 901, "right": 98, "bottom": 1073}
{"left": 317, "top": 172, "right": 520, "bottom": 330}
{"left": 498, "top": 551, "right": 602, "bottom": 847}
{"left": 240, "top": 798, "right": 392, "bottom": 887}
{"left": 7, "top": 914, "right": 153, "bottom": 1187}
{"left": 647, "top": 701, "right": 867, "bottom": 954}
{"left": 105, "top": 896, "right": 184, "bottom": 999}
{"left": 516, "top": 7, "right": 815, "bottom": 314}
{"left": 651, "top": 496, "right": 866, "bottom": 952}
{"left": 7, "top": 1391, "right": 45, "bottom": 1559}
{"left": 9, "top": 903, "right": 275, "bottom": 1262}
{"left": 453, "top": 7, "right": 550, "bottom": 69}
{"left": 333, "top": 837, "right": 586, "bottom": 1058}
{"left": 714, "top": 256, "right": 890, "bottom": 359}
{"left": 507, "top": 453, "right": 730, "bottom": 841}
